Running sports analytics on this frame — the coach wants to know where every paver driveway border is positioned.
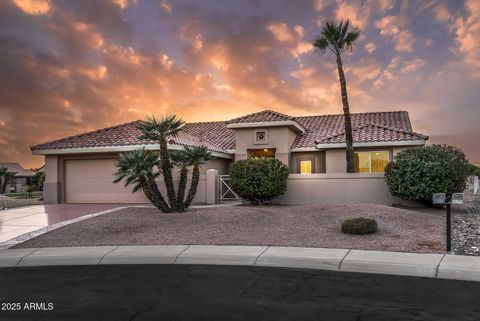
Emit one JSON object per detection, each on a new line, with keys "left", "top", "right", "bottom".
{"left": 1, "top": 245, "right": 480, "bottom": 282}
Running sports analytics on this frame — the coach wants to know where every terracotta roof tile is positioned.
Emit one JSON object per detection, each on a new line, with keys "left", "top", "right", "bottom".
{"left": 226, "top": 110, "right": 293, "bottom": 124}
{"left": 30, "top": 110, "right": 427, "bottom": 153}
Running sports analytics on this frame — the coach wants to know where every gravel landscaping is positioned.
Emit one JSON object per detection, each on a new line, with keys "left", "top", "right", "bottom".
{"left": 452, "top": 191, "right": 480, "bottom": 256}
{"left": 15, "top": 204, "right": 445, "bottom": 253}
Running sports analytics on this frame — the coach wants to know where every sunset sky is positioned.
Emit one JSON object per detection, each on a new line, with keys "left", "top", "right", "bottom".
{"left": 0, "top": 0, "right": 479, "bottom": 168}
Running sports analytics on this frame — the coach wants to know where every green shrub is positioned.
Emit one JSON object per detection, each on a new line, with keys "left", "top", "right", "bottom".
{"left": 385, "top": 145, "right": 470, "bottom": 203}
{"left": 341, "top": 217, "right": 378, "bottom": 235}
{"left": 230, "top": 158, "right": 289, "bottom": 205}
{"left": 470, "top": 164, "right": 480, "bottom": 177}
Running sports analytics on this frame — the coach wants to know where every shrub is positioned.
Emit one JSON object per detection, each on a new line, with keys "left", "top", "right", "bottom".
{"left": 341, "top": 217, "right": 378, "bottom": 235}
{"left": 230, "top": 158, "right": 289, "bottom": 205}
{"left": 470, "top": 164, "right": 480, "bottom": 177}
{"left": 385, "top": 145, "right": 470, "bottom": 203}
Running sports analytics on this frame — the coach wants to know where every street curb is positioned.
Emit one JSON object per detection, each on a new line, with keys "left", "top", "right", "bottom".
{"left": 1, "top": 245, "right": 479, "bottom": 282}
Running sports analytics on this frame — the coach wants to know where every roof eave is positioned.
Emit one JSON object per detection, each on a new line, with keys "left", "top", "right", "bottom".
{"left": 32, "top": 144, "right": 234, "bottom": 159}
{"left": 314, "top": 139, "right": 427, "bottom": 149}
{"left": 226, "top": 120, "right": 305, "bottom": 133}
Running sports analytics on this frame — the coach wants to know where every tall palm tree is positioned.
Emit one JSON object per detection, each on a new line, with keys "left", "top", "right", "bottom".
{"left": 113, "top": 148, "right": 171, "bottom": 212}
{"left": 313, "top": 19, "right": 359, "bottom": 173}
{"left": 137, "top": 115, "right": 185, "bottom": 211}
{"left": 182, "top": 146, "right": 213, "bottom": 209}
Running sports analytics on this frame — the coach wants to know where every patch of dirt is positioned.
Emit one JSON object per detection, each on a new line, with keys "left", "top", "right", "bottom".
{"left": 14, "top": 204, "right": 445, "bottom": 253}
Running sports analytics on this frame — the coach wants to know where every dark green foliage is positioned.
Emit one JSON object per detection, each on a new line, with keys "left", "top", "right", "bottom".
{"left": 385, "top": 145, "right": 470, "bottom": 202}
{"left": 341, "top": 217, "right": 378, "bottom": 235}
{"left": 230, "top": 158, "right": 289, "bottom": 205}
{"left": 0, "top": 167, "right": 17, "bottom": 194}
{"left": 31, "top": 171, "right": 45, "bottom": 191}
{"left": 470, "top": 164, "right": 480, "bottom": 177}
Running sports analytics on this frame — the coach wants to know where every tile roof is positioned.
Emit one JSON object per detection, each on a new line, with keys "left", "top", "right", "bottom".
{"left": 0, "top": 163, "right": 36, "bottom": 177}
{"left": 226, "top": 110, "right": 294, "bottom": 124}
{"left": 31, "top": 110, "right": 427, "bottom": 153}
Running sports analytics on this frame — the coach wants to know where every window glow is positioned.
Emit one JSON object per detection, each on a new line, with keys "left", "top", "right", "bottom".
{"left": 300, "top": 160, "right": 312, "bottom": 174}
{"left": 354, "top": 151, "right": 389, "bottom": 173}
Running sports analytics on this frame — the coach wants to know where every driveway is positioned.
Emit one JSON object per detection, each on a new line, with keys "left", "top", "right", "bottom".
{"left": 0, "top": 204, "right": 124, "bottom": 243}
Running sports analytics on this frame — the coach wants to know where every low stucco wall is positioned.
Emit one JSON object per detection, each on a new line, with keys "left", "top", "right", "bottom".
{"left": 275, "top": 173, "right": 417, "bottom": 206}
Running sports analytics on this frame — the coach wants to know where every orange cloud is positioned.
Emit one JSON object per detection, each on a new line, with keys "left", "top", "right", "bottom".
{"left": 12, "top": 0, "right": 50, "bottom": 15}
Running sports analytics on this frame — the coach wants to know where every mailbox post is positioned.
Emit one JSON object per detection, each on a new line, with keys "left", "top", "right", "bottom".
{"left": 432, "top": 193, "right": 463, "bottom": 252}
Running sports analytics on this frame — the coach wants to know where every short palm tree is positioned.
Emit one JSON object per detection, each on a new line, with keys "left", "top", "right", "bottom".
{"left": 113, "top": 148, "right": 171, "bottom": 212}
{"left": 182, "top": 146, "right": 213, "bottom": 210}
{"left": 137, "top": 115, "right": 185, "bottom": 211}
{"left": 170, "top": 150, "right": 190, "bottom": 207}
{"left": 313, "top": 19, "right": 359, "bottom": 173}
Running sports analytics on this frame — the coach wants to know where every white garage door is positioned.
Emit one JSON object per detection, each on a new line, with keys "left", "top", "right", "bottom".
{"left": 65, "top": 159, "right": 148, "bottom": 203}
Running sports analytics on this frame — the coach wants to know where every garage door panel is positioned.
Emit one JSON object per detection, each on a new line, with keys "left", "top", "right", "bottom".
{"left": 65, "top": 159, "right": 148, "bottom": 203}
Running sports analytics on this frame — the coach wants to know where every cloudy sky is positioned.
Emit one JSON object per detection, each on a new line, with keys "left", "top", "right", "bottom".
{"left": 1, "top": 0, "right": 479, "bottom": 168}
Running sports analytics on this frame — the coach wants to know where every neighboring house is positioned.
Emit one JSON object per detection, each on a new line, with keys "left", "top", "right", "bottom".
{"left": 0, "top": 163, "right": 37, "bottom": 193}
{"left": 31, "top": 110, "right": 428, "bottom": 205}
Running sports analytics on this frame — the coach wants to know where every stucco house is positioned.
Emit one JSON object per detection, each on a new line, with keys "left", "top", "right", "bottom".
{"left": 0, "top": 163, "right": 37, "bottom": 193}
{"left": 31, "top": 110, "right": 428, "bottom": 205}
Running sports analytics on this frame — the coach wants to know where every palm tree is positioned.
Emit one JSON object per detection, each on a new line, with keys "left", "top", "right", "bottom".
{"left": 182, "top": 145, "right": 213, "bottom": 209}
{"left": 313, "top": 19, "right": 359, "bottom": 173}
{"left": 137, "top": 115, "right": 185, "bottom": 211}
{"left": 113, "top": 148, "right": 171, "bottom": 212}
{"left": 170, "top": 150, "right": 190, "bottom": 207}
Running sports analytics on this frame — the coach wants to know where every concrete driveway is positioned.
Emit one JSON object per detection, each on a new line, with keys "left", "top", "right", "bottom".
{"left": 0, "top": 204, "right": 124, "bottom": 243}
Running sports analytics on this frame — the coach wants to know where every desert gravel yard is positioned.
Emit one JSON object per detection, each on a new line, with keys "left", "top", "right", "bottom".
{"left": 14, "top": 204, "right": 445, "bottom": 253}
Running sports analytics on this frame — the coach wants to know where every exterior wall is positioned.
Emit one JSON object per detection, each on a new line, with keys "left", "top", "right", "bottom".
{"left": 275, "top": 173, "right": 420, "bottom": 206}
{"left": 290, "top": 151, "right": 326, "bottom": 174}
{"left": 43, "top": 152, "right": 231, "bottom": 204}
{"left": 233, "top": 127, "right": 297, "bottom": 166}
{"left": 325, "top": 149, "right": 347, "bottom": 173}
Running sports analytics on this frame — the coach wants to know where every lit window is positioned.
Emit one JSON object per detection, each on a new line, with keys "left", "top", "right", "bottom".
{"left": 300, "top": 160, "right": 312, "bottom": 174}
{"left": 354, "top": 151, "right": 389, "bottom": 173}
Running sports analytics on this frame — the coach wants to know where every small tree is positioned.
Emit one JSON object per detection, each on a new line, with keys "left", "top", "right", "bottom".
{"left": 230, "top": 158, "right": 289, "bottom": 205}
{"left": 385, "top": 145, "right": 470, "bottom": 203}
{"left": 31, "top": 171, "right": 45, "bottom": 191}
{"left": 0, "top": 167, "right": 17, "bottom": 194}
{"left": 469, "top": 164, "right": 480, "bottom": 177}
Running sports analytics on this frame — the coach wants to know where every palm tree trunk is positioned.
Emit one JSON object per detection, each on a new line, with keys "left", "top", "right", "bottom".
{"left": 183, "top": 165, "right": 200, "bottom": 209}
{"left": 159, "top": 139, "right": 178, "bottom": 211}
{"left": 336, "top": 53, "right": 355, "bottom": 173}
{"left": 176, "top": 168, "right": 188, "bottom": 212}
{"left": 140, "top": 177, "right": 171, "bottom": 212}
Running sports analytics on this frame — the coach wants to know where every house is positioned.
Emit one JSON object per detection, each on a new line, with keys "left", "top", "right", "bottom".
{"left": 0, "top": 163, "right": 37, "bottom": 193}
{"left": 31, "top": 110, "right": 428, "bottom": 205}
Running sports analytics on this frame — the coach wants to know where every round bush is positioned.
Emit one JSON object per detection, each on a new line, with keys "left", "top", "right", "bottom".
{"left": 385, "top": 144, "right": 470, "bottom": 203}
{"left": 341, "top": 217, "right": 378, "bottom": 235}
{"left": 230, "top": 158, "right": 289, "bottom": 205}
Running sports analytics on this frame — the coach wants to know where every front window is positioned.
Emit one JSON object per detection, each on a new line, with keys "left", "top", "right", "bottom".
{"left": 300, "top": 160, "right": 312, "bottom": 174}
{"left": 354, "top": 151, "right": 389, "bottom": 173}
{"left": 248, "top": 148, "right": 275, "bottom": 158}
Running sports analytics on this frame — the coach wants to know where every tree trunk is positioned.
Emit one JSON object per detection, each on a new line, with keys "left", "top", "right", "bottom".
{"left": 183, "top": 165, "right": 200, "bottom": 209}
{"left": 336, "top": 54, "right": 355, "bottom": 173}
{"left": 140, "top": 177, "right": 171, "bottom": 212}
{"left": 159, "top": 139, "right": 178, "bottom": 211}
{"left": 176, "top": 167, "right": 188, "bottom": 212}
{"left": 1, "top": 177, "right": 8, "bottom": 194}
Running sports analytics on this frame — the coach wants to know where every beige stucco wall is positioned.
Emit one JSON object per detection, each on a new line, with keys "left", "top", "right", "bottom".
{"left": 275, "top": 173, "right": 420, "bottom": 206}
{"left": 325, "top": 149, "right": 347, "bottom": 173}
{"left": 290, "top": 151, "right": 326, "bottom": 173}
{"left": 43, "top": 152, "right": 231, "bottom": 204}
{"left": 233, "top": 127, "right": 297, "bottom": 166}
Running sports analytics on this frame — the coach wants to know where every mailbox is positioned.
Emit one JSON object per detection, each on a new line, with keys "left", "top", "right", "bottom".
{"left": 452, "top": 193, "right": 464, "bottom": 205}
{"left": 432, "top": 193, "right": 446, "bottom": 205}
